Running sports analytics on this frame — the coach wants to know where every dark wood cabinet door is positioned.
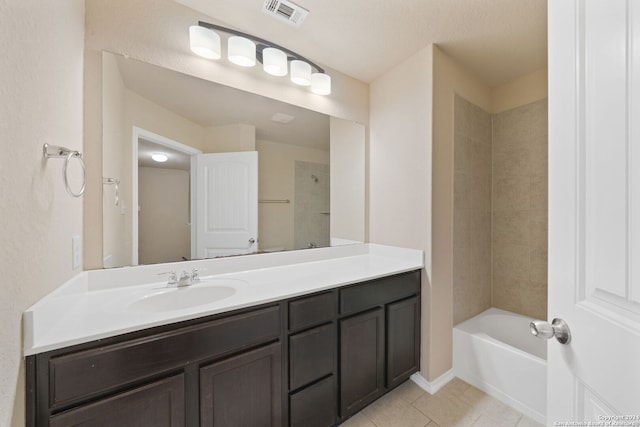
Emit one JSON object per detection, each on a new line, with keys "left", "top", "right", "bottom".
{"left": 289, "top": 375, "right": 336, "bottom": 427}
{"left": 200, "top": 342, "right": 282, "bottom": 427}
{"left": 386, "top": 296, "right": 420, "bottom": 388}
{"left": 289, "top": 323, "right": 335, "bottom": 391}
{"left": 49, "top": 374, "right": 185, "bottom": 427}
{"left": 339, "top": 308, "right": 384, "bottom": 417}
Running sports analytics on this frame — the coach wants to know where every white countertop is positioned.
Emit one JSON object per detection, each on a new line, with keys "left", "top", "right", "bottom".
{"left": 23, "top": 244, "right": 423, "bottom": 355}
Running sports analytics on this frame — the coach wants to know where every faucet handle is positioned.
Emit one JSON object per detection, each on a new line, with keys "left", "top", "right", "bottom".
{"left": 191, "top": 268, "right": 207, "bottom": 283}
{"left": 158, "top": 271, "right": 177, "bottom": 285}
{"left": 176, "top": 270, "right": 191, "bottom": 287}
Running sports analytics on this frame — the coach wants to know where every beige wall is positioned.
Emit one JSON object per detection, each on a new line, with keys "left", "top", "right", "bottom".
{"left": 256, "top": 140, "right": 329, "bottom": 250}
{"left": 492, "top": 68, "right": 548, "bottom": 114}
{"left": 330, "top": 117, "right": 366, "bottom": 244}
{"left": 369, "top": 45, "right": 435, "bottom": 379}
{"left": 138, "top": 167, "right": 191, "bottom": 264}
{"left": 204, "top": 123, "right": 256, "bottom": 153}
{"left": 84, "top": 0, "right": 369, "bottom": 269}
{"left": 102, "top": 52, "right": 130, "bottom": 267}
{"left": 125, "top": 90, "right": 205, "bottom": 150}
{"left": 0, "top": 1, "right": 85, "bottom": 425}
{"left": 431, "top": 46, "right": 492, "bottom": 379}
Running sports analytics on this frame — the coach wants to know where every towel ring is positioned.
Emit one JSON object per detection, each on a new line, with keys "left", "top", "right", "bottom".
{"left": 43, "top": 143, "right": 86, "bottom": 198}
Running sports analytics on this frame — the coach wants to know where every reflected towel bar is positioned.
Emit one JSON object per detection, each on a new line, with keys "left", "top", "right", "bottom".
{"left": 103, "top": 177, "right": 120, "bottom": 206}
{"left": 259, "top": 199, "right": 290, "bottom": 203}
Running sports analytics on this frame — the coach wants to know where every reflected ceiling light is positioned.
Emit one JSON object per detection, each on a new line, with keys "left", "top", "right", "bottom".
{"left": 187, "top": 21, "right": 331, "bottom": 95}
{"left": 151, "top": 153, "right": 168, "bottom": 163}
{"left": 228, "top": 36, "right": 256, "bottom": 67}
{"left": 189, "top": 25, "right": 221, "bottom": 59}
{"left": 311, "top": 72, "right": 331, "bottom": 95}
{"left": 263, "top": 47, "right": 288, "bottom": 76}
{"left": 290, "top": 60, "right": 311, "bottom": 86}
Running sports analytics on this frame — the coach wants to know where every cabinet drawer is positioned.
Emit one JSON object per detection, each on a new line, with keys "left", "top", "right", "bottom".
{"left": 339, "top": 271, "right": 420, "bottom": 315}
{"left": 49, "top": 305, "right": 280, "bottom": 408}
{"left": 49, "top": 374, "right": 185, "bottom": 427}
{"left": 290, "top": 375, "right": 336, "bottom": 427}
{"left": 288, "top": 291, "right": 335, "bottom": 331}
{"left": 289, "top": 323, "right": 335, "bottom": 391}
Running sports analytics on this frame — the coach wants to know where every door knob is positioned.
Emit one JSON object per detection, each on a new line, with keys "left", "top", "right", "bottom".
{"left": 248, "top": 238, "right": 256, "bottom": 244}
{"left": 530, "top": 318, "right": 571, "bottom": 344}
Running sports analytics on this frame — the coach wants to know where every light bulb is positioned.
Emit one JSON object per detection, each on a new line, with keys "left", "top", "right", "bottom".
{"left": 290, "top": 60, "right": 311, "bottom": 86}
{"left": 151, "top": 153, "right": 168, "bottom": 163}
{"left": 263, "top": 47, "right": 287, "bottom": 76}
{"left": 228, "top": 36, "right": 256, "bottom": 67}
{"left": 189, "top": 25, "right": 221, "bottom": 60}
{"left": 311, "top": 73, "right": 331, "bottom": 95}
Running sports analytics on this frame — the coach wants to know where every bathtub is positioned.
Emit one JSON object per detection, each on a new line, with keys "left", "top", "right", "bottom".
{"left": 453, "top": 308, "right": 546, "bottom": 424}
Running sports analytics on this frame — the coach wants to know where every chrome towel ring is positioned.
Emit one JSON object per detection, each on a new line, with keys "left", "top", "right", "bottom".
{"left": 43, "top": 143, "right": 86, "bottom": 198}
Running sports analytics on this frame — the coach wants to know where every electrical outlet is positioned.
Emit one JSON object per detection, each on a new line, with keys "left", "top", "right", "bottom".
{"left": 72, "top": 235, "right": 82, "bottom": 270}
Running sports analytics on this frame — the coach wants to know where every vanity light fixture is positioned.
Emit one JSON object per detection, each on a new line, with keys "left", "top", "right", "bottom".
{"left": 189, "top": 25, "right": 221, "bottom": 59}
{"left": 290, "top": 59, "right": 311, "bottom": 86}
{"left": 189, "top": 21, "right": 331, "bottom": 95}
{"left": 228, "top": 36, "right": 256, "bottom": 67}
{"left": 151, "top": 153, "right": 169, "bottom": 163}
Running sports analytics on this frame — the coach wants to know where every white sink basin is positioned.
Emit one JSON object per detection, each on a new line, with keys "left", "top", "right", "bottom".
{"left": 127, "top": 283, "right": 237, "bottom": 312}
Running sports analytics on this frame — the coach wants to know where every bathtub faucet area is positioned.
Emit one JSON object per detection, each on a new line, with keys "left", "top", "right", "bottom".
{"left": 453, "top": 308, "right": 547, "bottom": 425}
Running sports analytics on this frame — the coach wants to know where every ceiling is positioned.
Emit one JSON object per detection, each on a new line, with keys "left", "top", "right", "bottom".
{"left": 174, "top": 0, "right": 547, "bottom": 87}
{"left": 114, "top": 54, "right": 330, "bottom": 160}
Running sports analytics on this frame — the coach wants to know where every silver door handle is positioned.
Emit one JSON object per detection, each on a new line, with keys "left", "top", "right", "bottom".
{"left": 249, "top": 238, "right": 256, "bottom": 244}
{"left": 530, "top": 318, "right": 571, "bottom": 344}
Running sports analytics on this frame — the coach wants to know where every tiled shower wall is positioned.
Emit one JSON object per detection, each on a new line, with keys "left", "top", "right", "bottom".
{"left": 453, "top": 96, "right": 548, "bottom": 324}
{"left": 453, "top": 96, "right": 493, "bottom": 325}
{"left": 293, "top": 161, "right": 330, "bottom": 249}
{"left": 491, "top": 99, "right": 548, "bottom": 320}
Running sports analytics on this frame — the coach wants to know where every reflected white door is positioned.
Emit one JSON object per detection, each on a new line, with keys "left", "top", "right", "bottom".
{"left": 192, "top": 151, "right": 258, "bottom": 259}
{"left": 548, "top": 0, "right": 640, "bottom": 423}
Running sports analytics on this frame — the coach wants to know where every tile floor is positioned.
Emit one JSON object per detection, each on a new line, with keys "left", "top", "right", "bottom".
{"left": 339, "top": 377, "right": 543, "bottom": 427}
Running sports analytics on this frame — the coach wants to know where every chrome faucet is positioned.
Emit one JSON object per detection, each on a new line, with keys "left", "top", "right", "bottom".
{"left": 159, "top": 269, "right": 202, "bottom": 287}
{"left": 177, "top": 270, "right": 191, "bottom": 287}
{"left": 158, "top": 271, "right": 178, "bottom": 286}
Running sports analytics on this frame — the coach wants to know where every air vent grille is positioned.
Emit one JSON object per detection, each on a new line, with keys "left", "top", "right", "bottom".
{"left": 262, "top": 0, "right": 309, "bottom": 27}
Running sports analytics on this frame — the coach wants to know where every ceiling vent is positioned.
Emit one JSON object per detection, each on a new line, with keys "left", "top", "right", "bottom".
{"left": 262, "top": 0, "right": 309, "bottom": 28}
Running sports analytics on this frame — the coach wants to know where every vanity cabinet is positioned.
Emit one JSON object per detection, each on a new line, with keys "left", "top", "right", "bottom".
{"left": 338, "top": 271, "right": 421, "bottom": 418}
{"left": 27, "top": 270, "right": 420, "bottom": 427}
{"left": 27, "top": 304, "right": 282, "bottom": 427}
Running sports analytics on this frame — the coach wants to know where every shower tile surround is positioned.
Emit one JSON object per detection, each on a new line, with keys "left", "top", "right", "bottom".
{"left": 453, "top": 98, "right": 493, "bottom": 324}
{"left": 453, "top": 96, "right": 548, "bottom": 323}
{"left": 294, "top": 161, "right": 330, "bottom": 249}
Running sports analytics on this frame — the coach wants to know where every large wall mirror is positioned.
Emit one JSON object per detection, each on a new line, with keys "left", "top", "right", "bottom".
{"left": 102, "top": 51, "right": 365, "bottom": 268}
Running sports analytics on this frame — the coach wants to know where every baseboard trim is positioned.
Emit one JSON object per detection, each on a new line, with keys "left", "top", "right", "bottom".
{"left": 410, "top": 369, "right": 455, "bottom": 394}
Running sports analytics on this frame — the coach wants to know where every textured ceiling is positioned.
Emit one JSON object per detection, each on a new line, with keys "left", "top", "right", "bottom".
{"left": 114, "top": 54, "right": 330, "bottom": 151}
{"left": 175, "top": 0, "right": 547, "bottom": 87}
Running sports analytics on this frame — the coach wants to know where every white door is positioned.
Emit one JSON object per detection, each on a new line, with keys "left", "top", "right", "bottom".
{"left": 192, "top": 151, "right": 258, "bottom": 259}
{"left": 548, "top": 0, "right": 640, "bottom": 424}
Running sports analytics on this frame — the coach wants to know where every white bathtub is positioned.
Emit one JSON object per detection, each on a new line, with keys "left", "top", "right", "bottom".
{"left": 453, "top": 308, "right": 547, "bottom": 424}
